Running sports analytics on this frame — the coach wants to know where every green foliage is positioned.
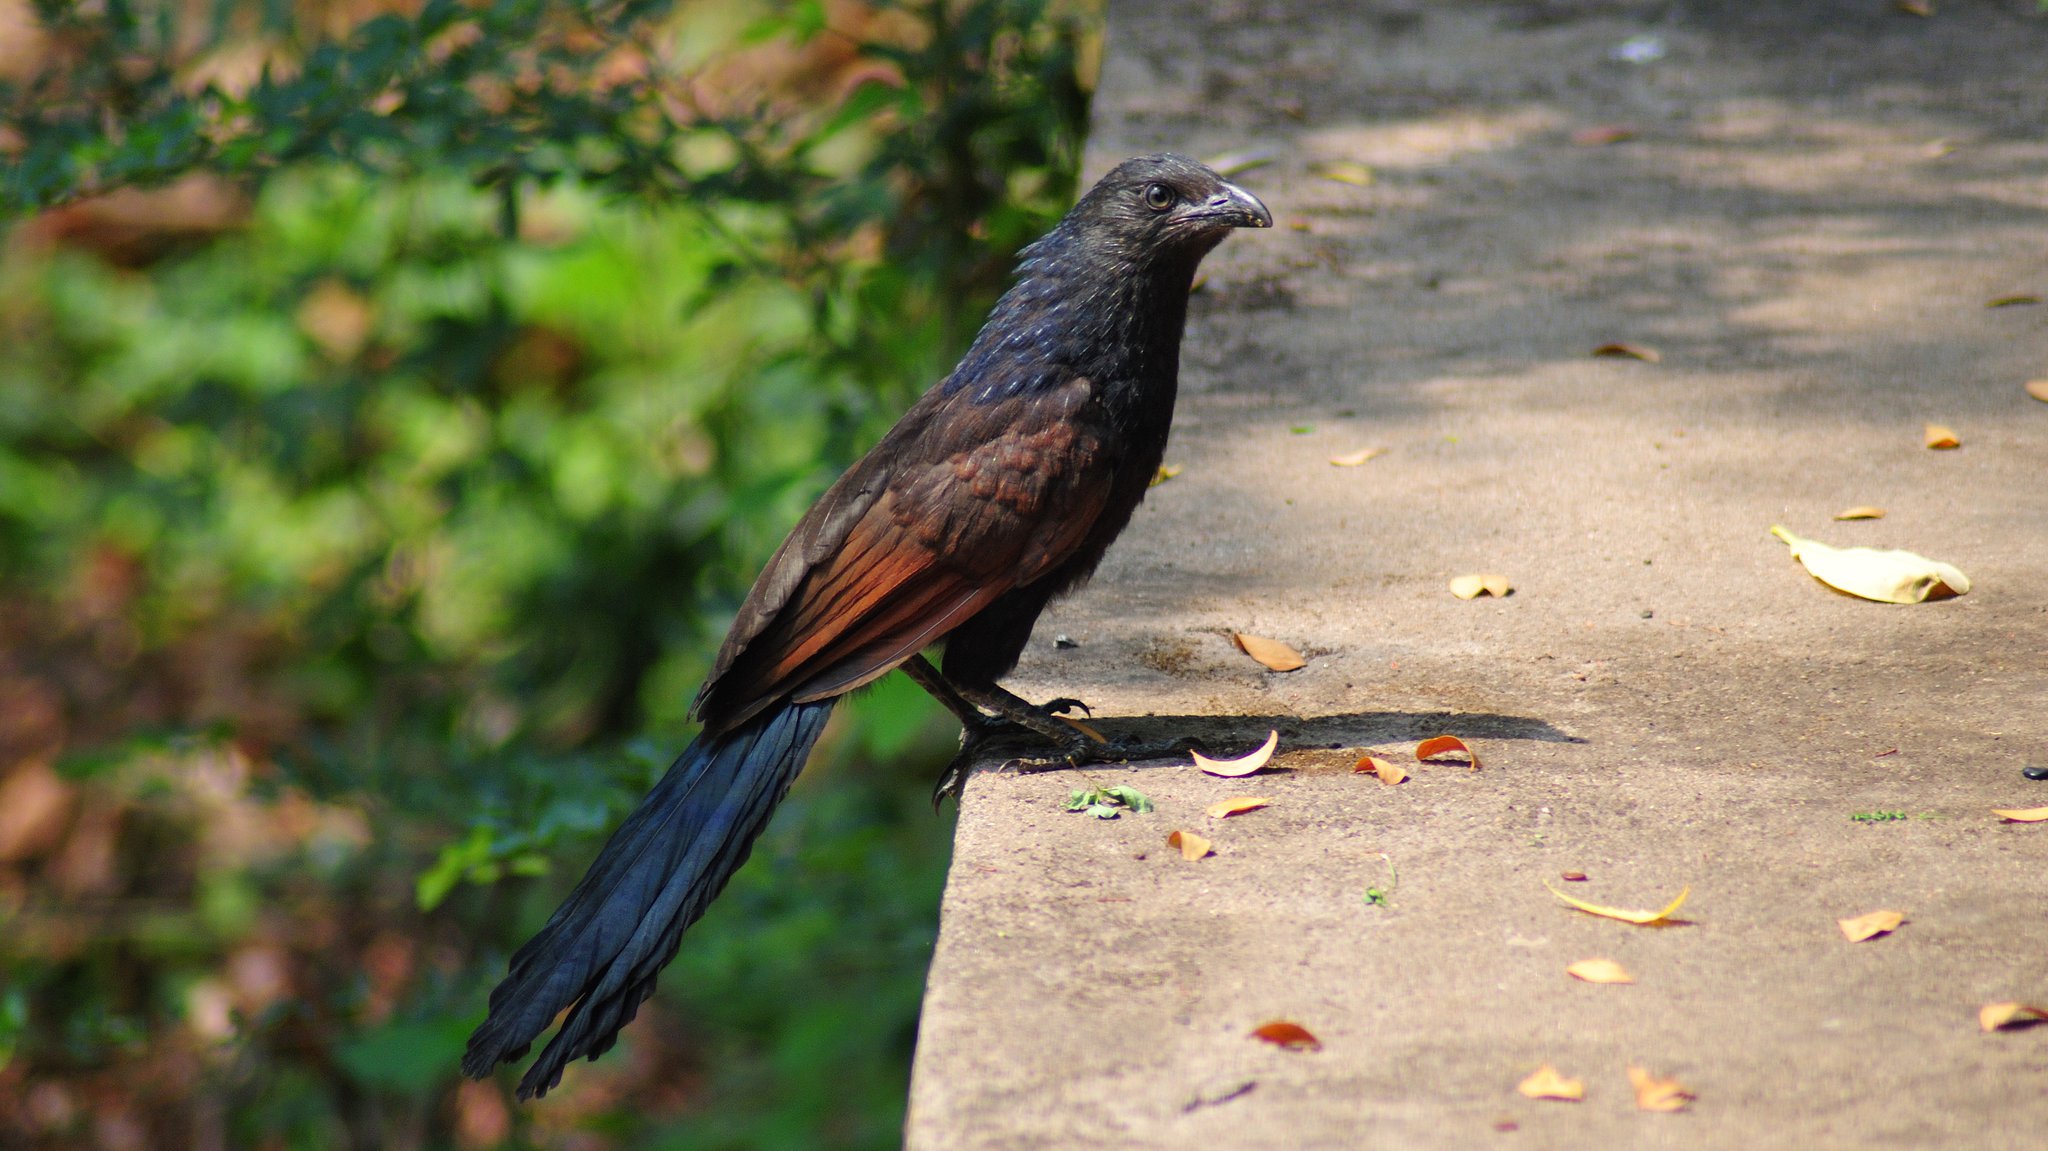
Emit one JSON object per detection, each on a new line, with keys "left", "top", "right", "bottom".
{"left": 0, "top": 0, "right": 1095, "bottom": 1146}
{"left": 1065, "top": 785, "right": 1151, "bottom": 818}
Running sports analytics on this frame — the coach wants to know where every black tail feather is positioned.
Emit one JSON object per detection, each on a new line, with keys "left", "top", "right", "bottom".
{"left": 462, "top": 699, "right": 836, "bottom": 1099}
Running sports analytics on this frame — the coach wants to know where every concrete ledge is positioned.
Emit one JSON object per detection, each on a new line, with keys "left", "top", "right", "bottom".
{"left": 908, "top": 3, "right": 2048, "bottom": 1147}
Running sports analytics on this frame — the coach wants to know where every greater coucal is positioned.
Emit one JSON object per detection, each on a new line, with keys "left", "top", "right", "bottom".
{"left": 462, "top": 153, "right": 1270, "bottom": 1098}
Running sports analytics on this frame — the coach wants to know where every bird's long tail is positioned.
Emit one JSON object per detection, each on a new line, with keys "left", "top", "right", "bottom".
{"left": 462, "top": 699, "right": 836, "bottom": 1099}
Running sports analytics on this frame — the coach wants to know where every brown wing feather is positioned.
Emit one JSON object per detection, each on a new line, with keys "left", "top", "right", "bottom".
{"left": 694, "top": 377, "right": 1111, "bottom": 732}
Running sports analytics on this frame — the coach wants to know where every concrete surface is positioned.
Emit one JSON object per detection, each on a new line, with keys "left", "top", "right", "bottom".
{"left": 905, "top": 2, "right": 2048, "bottom": 1148}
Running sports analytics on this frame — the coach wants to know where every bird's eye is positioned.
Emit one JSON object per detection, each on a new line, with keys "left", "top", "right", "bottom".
{"left": 1142, "top": 182, "right": 1175, "bottom": 212}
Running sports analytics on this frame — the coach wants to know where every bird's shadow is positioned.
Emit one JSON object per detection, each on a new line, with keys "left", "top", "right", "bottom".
{"left": 965, "top": 708, "right": 1582, "bottom": 774}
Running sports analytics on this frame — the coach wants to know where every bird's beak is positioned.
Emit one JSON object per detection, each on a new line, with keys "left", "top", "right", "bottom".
{"left": 1196, "top": 180, "right": 1272, "bottom": 229}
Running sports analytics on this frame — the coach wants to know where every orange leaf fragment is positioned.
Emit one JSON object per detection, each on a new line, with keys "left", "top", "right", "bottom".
{"left": 1924, "top": 424, "right": 1960, "bottom": 449}
{"left": 1168, "top": 829, "right": 1213, "bottom": 861}
{"left": 1329, "top": 447, "right": 1384, "bottom": 467}
{"left": 1833, "top": 506, "right": 1886, "bottom": 521}
{"left": 1353, "top": 755, "right": 1407, "bottom": 784}
{"left": 1838, "top": 909, "right": 1905, "bottom": 942}
{"left": 1986, "top": 293, "right": 2040, "bottom": 307}
{"left": 1629, "top": 1066, "right": 1695, "bottom": 1112}
{"left": 1566, "top": 958, "right": 1635, "bottom": 984}
{"left": 1592, "top": 342, "right": 1660, "bottom": 363}
{"left": 2026, "top": 380, "right": 2048, "bottom": 404}
{"left": 1205, "top": 796, "right": 1271, "bottom": 819}
{"left": 1570, "top": 124, "right": 1635, "bottom": 147}
{"left": 1058, "top": 715, "right": 1108, "bottom": 744}
{"left": 1561, "top": 871, "right": 1588, "bottom": 882}
{"left": 1193, "top": 730, "right": 1279, "bottom": 778}
{"left": 1993, "top": 807, "right": 2048, "bottom": 822}
{"left": 1448, "top": 573, "right": 1512, "bottom": 599}
{"left": 1251, "top": 1021, "right": 1321, "bottom": 1051}
{"left": 1233, "top": 632, "right": 1305, "bottom": 672}
{"left": 1979, "top": 1002, "right": 2048, "bottom": 1032}
{"left": 1545, "top": 882, "right": 1689, "bottom": 925}
{"left": 1517, "top": 1064, "right": 1585, "bottom": 1101}
{"left": 1415, "top": 735, "right": 1480, "bottom": 770}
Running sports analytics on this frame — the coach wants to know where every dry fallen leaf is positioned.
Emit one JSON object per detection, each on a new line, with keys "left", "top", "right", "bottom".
{"left": 1353, "top": 755, "right": 1407, "bottom": 785}
{"left": 1770, "top": 526, "right": 1970, "bottom": 604}
{"left": 1233, "top": 633, "right": 1306, "bottom": 672}
{"left": 1168, "top": 829, "right": 1213, "bottom": 861}
{"left": 1448, "top": 573, "right": 1513, "bottom": 599}
{"left": 1251, "top": 1021, "right": 1322, "bottom": 1051}
{"left": 1894, "top": 0, "right": 1932, "bottom": 15}
{"left": 1979, "top": 1002, "right": 2048, "bottom": 1032}
{"left": 1415, "top": 735, "right": 1480, "bottom": 770}
{"left": 1150, "top": 464, "right": 1182, "bottom": 486}
{"left": 1546, "top": 882, "right": 1690, "bottom": 925}
{"left": 1833, "top": 506, "right": 1886, "bottom": 521}
{"left": 1986, "top": 293, "right": 2041, "bottom": 308}
{"left": 1058, "top": 715, "right": 1108, "bottom": 744}
{"left": 1629, "top": 1066, "right": 1695, "bottom": 1112}
{"left": 2027, "top": 380, "right": 2048, "bottom": 404}
{"left": 1561, "top": 871, "right": 1588, "bottom": 882}
{"left": 1308, "top": 159, "right": 1375, "bottom": 186}
{"left": 1517, "top": 1064, "right": 1585, "bottom": 1102}
{"left": 1993, "top": 807, "right": 2048, "bottom": 823}
{"left": 1194, "top": 730, "right": 1280, "bottom": 778}
{"left": 1328, "top": 447, "right": 1384, "bottom": 467}
{"left": 1924, "top": 424, "right": 1960, "bottom": 449}
{"left": 1837, "top": 909, "right": 1905, "bottom": 942}
{"left": 1566, "top": 958, "right": 1635, "bottom": 984}
{"left": 1206, "top": 796, "right": 1271, "bottom": 819}
{"left": 1592, "top": 342, "right": 1660, "bottom": 362}
{"left": 1570, "top": 124, "right": 1635, "bottom": 147}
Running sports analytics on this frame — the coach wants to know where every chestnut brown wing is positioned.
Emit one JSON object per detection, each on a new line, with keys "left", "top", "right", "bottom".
{"left": 693, "top": 376, "right": 1112, "bottom": 732}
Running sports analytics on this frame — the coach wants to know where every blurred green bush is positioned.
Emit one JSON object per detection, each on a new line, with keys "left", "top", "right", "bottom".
{"left": 0, "top": 0, "right": 1093, "bottom": 1146}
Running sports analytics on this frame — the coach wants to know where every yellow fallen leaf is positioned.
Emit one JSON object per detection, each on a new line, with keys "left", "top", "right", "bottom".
{"left": 1415, "top": 735, "right": 1480, "bottom": 769}
{"left": 1838, "top": 909, "right": 1905, "bottom": 942}
{"left": 1993, "top": 807, "right": 2048, "bottom": 822}
{"left": 1204, "top": 148, "right": 1279, "bottom": 177}
{"left": 1168, "top": 829, "right": 1213, "bottom": 861}
{"left": 2027, "top": 380, "right": 2048, "bottom": 404}
{"left": 1979, "top": 1002, "right": 2048, "bottom": 1032}
{"left": 1150, "top": 464, "right": 1182, "bottom": 486}
{"left": 1769, "top": 526, "right": 1970, "bottom": 604}
{"left": 1924, "top": 424, "right": 1960, "bottom": 449}
{"left": 1353, "top": 755, "right": 1407, "bottom": 784}
{"left": 1545, "top": 882, "right": 1689, "bottom": 925}
{"left": 1329, "top": 447, "right": 1384, "bottom": 467}
{"left": 1058, "top": 715, "right": 1108, "bottom": 744}
{"left": 1629, "top": 1066, "right": 1695, "bottom": 1112}
{"left": 1833, "top": 506, "right": 1886, "bottom": 521}
{"left": 1987, "top": 293, "right": 2040, "bottom": 307}
{"left": 1565, "top": 958, "right": 1635, "bottom": 984}
{"left": 1205, "top": 796, "right": 1271, "bottom": 819}
{"left": 1233, "top": 632, "right": 1305, "bottom": 672}
{"left": 1592, "top": 342, "right": 1660, "bottom": 362}
{"left": 1448, "top": 573, "right": 1513, "bottom": 599}
{"left": 1517, "top": 1064, "right": 1585, "bottom": 1102}
{"left": 1193, "top": 730, "right": 1279, "bottom": 778}
{"left": 1308, "top": 159, "right": 1375, "bottom": 186}
{"left": 1570, "top": 124, "right": 1635, "bottom": 147}
{"left": 1251, "top": 1020, "right": 1322, "bottom": 1050}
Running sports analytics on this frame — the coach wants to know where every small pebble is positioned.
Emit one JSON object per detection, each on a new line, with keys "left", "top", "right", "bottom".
{"left": 1055, "top": 635, "right": 1079, "bottom": 649}
{"left": 1639, "top": 609, "right": 1654, "bottom": 619}
{"left": 2024, "top": 766, "right": 2048, "bottom": 781}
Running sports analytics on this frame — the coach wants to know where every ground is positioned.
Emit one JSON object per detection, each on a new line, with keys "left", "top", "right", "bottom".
{"left": 903, "top": 2, "right": 2048, "bottom": 1148}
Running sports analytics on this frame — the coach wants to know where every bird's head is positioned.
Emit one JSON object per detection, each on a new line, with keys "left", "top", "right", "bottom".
{"left": 1065, "top": 153, "right": 1272, "bottom": 269}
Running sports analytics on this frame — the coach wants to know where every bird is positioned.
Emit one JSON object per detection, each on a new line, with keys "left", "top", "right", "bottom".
{"left": 462, "top": 153, "right": 1270, "bottom": 1099}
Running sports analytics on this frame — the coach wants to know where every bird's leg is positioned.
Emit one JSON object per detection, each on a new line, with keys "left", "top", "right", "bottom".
{"left": 903, "top": 655, "right": 1107, "bottom": 806}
